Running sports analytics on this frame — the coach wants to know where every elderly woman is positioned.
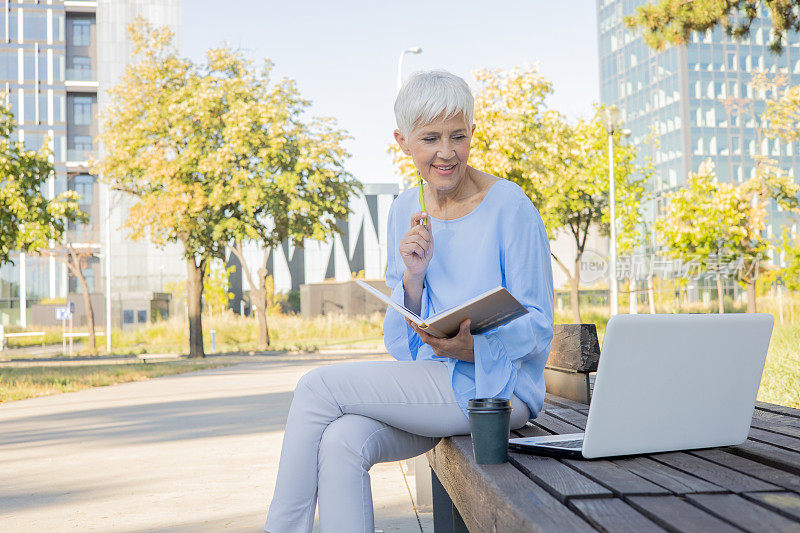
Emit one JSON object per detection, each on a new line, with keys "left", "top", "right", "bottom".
{"left": 264, "top": 70, "right": 553, "bottom": 533}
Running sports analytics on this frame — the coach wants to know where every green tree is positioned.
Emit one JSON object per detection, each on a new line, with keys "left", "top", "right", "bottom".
{"left": 45, "top": 243, "right": 100, "bottom": 352}
{"left": 723, "top": 70, "right": 800, "bottom": 301}
{"left": 222, "top": 72, "right": 357, "bottom": 348}
{"left": 96, "top": 19, "right": 225, "bottom": 357}
{"left": 0, "top": 104, "right": 84, "bottom": 266}
{"left": 656, "top": 159, "right": 798, "bottom": 312}
{"left": 97, "top": 19, "right": 357, "bottom": 355}
{"left": 626, "top": 0, "right": 800, "bottom": 53}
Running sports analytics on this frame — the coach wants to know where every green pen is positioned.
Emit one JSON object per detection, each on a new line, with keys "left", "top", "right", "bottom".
{"left": 418, "top": 175, "right": 427, "bottom": 226}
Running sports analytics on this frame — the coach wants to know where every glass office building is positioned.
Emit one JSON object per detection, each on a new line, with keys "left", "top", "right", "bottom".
{"left": 0, "top": 0, "right": 181, "bottom": 327}
{"left": 597, "top": 0, "right": 800, "bottom": 287}
{"left": 598, "top": 3, "right": 800, "bottom": 212}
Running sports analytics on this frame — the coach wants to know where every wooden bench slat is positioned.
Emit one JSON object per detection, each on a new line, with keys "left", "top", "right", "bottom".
{"left": 686, "top": 493, "right": 800, "bottom": 533}
{"left": 748, "top": 426, "right": 800, "bottom": 454}
{"left": 742, "top": 492, "right": 800, "bottom": 522}
{"left": 512, "top": 423, "right": 552, "bottom": 438}
{"left": 570, "top": 497, "right": 668, "bottom": 533}
{"left": 563, "top": 459, "right": 670, "bottom": 497}
{"left": 649, "top": 451, "right": 780, "bottom": 493}
{"left": 690, "top": 449, "right": 800, "bottom": 492}
{"left": 730, "top": 439, "right": 800, "bottom": 476}
{"left": 626, "top": 495, "right": 741, "bottom": 533}
{"left": 752, "top": 409, "right": 800, "bottom": 431}
{"left": 427, "top": 436, "right": 596, "bottom": 533}
{"left": 530, "top": 412, "right": 584, "bottom": 435}
{"left": 544, "top": 393, "right": 591, "bottom": 412}
{"left": 545, "top": 406, "right": 590, "bottom": 429}
{"left": 613, "top": 456, "right": 727, "bottom": 495}
{"left": 756, "top": 401, "right": 800, "bottom": 420}
{"left": 508, "top": 452, "right": 613, "bottom": 501}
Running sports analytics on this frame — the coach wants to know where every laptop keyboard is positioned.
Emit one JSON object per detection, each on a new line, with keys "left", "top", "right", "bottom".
{"left": 541, "top": 439, "right": 583, "bottom": 449}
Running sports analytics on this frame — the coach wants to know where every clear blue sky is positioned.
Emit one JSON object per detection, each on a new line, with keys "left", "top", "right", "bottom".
{"left": 183, "top": 1, "right": 599, "bottom": 183}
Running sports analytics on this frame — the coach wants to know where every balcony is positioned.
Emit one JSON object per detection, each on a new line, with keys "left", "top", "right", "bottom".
{"left": 66, "top": 68, "right": 96, "bottom": 82}
{"left": 66, "top": 149, "right": 95, "bottom": 167}
{"left": 65, "top": 69, "right": 98, "bottom": 90}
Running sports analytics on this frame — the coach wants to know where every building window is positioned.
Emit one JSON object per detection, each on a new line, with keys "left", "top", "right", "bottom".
{"left": 23, "top": 11, "right": 46, "bottom": 41}
{"left": 73, "top": 96, "right": 92, "bottom": 125}
{"left": 54, "top": 93, "right": 65, "bottom": 122}
{"left": 73, "top": 56, "right": 91, "bottom": 72}
{"left": 75, "top": 135, "right": 92, "bottom": 151}
{"left": 72, "top": 19, "right": 91, "bottom": 46}
{"left": 69, "top": 56, "right": 92, "bottom": 81}
{"left": 0, "top": 50, "right": 18, "bottom": 80}
{"left": 74, "top": 174, "right": 93, "bottom": 204}
{"left": 23, "top": 51, "right": 35, "bottom": 80}
{"left": 75, "top": 267, "right": 95, "bottom": 293}
{"left": 8, "top": 11, "right": 17, "bottom": 42}
{"left": 25, "top": 133, "right": 45, "bottom": 152}
{"left": 123, "top": 310, "right": 135, "bottom": 324}
{"left": 137, "top": 310, "right": 147, "bottom": 324}
{"left": 54, "top": 13, "right": 65, "bottom": 42}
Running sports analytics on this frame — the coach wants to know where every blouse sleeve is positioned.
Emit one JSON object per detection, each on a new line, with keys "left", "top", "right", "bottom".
{"left": 382, "top": 201, "right": 430, "bottom": 361}
{"left": 472, "top": 197, "right": 554, "bottom": 399}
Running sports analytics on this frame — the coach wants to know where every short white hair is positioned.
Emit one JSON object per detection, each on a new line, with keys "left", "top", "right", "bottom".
{"left": 394, "top": 70, "right": 474, "bottom": 138}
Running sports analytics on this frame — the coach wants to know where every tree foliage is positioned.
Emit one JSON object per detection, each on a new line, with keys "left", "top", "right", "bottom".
{"left": 625, "top": 0, "right": 800, "bottom": 53}
{"left": 656, "top": 158, "right": 799, "bottom": 312}
{"left": 724, "top": 70, "right": 800, "bottom": 296}
{"left": 0, "top": 104, "right": 85, "bottom": 265}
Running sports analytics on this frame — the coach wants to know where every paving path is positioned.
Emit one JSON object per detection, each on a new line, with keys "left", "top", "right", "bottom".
{"left": 0, "top": 353, "right": 433, "bottom": 532}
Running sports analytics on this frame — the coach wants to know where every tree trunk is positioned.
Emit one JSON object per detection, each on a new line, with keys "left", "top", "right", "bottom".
{"left": 187, "top": 256, "right": 206, "bottom": 358}
{"left": 255, "top": 291, "right": 270, "bottom": 350}
{"left": 647, "top": 275, "right": 656, "bottom": 314}
{"left": 229, "top": 241, "right": 271, "bottom": 350}
{"left": 256, "top": 264, "right": 271, "bottom": 349}
{"left": 746, "top": 280, "right": 757, "bottom": 313}
{"left": 70, "top": 252, "right": 96, "bottom": 353}
{"left": 716, "top": 273, "right": 725, "bottom": 314}
{"left": 629, "top": 277, "right": 638, "bottom": 314}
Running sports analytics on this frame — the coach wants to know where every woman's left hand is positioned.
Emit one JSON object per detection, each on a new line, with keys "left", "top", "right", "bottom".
{"left": 406, "top": 318, "right": 475, "bottom": 363}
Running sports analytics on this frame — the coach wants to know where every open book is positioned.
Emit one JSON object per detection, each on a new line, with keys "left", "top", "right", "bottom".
{"left": 356, "top": 279, "right": 529, "bottom": 338}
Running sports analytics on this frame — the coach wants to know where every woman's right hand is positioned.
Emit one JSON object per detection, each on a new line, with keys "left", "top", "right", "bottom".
{"left": 399, "top": 211, "right": 433, "bottom": 281}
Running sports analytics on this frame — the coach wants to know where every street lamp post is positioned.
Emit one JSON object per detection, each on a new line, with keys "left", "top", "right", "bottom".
{"left": 600, "top": 107, "right": 622, "bottom": 316}
{"left": 396, "top": 47, "right": 422, "bottom": 194}
{"left": 396, "top": 46, "right": 422, "bottom": 96}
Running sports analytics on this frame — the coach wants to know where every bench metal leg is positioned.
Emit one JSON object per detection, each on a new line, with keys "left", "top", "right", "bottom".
{"left": 431, "top": 467, "right": 468, "bottom": 533}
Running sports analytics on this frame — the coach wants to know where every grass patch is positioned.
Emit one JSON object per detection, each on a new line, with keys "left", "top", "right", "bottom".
{"left": 109, "top": 312, "right": 384, "bottom": 355}
{"left": 759, "top": 325, "right": 800, "bottom": 409}
{"left": 0, "top": 360, "right": 233, "bottom": 402}
{"left": 557, "top": 298, "right": 800, "bottom": 409}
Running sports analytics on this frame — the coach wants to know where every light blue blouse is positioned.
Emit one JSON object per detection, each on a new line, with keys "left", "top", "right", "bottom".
{"left": 382, "top": 177, "right": 555, "bottom": 419}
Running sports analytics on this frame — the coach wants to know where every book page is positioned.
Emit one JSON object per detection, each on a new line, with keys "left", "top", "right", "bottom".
{"left": 355, "top": 280, "right": 423, "bottom": 326}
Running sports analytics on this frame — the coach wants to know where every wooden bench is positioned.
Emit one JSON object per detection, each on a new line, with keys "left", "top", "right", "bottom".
{"left": 426, "top": 324, "right": 800, "bottom": 532}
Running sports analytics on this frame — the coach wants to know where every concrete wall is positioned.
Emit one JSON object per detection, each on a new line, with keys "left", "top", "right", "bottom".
{"left": 301, "top": 280, "right": 389, "bottom": 318}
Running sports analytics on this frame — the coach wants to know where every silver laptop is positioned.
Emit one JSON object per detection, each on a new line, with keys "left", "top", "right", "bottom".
{"left": 508, "top": 313, "right": 774, "bottom": 459}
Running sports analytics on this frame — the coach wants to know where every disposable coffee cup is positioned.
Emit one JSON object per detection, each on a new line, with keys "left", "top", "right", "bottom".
{"left": 467, "top": 398, "right": 512, "bottom": 464}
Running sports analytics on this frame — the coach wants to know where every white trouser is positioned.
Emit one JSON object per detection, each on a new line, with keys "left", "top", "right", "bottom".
{"left": 263, "top": 360, "right": 530, "bottom": 533}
